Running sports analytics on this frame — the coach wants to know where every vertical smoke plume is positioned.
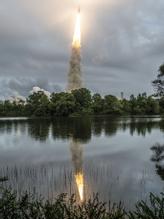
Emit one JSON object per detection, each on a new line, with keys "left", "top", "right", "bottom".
{"left": 70, "top": 138, "right": 84, "bottom": 201}
{"left": 67, "top": 7, "right": 82, "bottom": 92}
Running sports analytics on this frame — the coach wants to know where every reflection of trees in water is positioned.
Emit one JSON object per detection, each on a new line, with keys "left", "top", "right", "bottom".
{"left": 151, "top": 143, "right": 164, "bottom": 181}
{"left": 30, "top": 117, "right": 164, "bottom": 140}
{"left": 92, "top": 118, "right": 104, "bottom": 136}
{"left": 92, "top": 117, "right": 123, "bottom": 137}
{"left": 0, "top": 120, "right": 27, "bottom": 134}
{"left": 0, "top": 117, "right": 164, "bottom": 142}
{"left": 104, "top": 117, "right": 120, "bottom": 137}
{"left": 52, "top": 117, "right": 91, "bottom": 143}
{"left": 28, "top": 120, "right": 51, "bottom": 142}
{"left": 159, "top": 121, "right": 164, "bottom": 132}
{"left": 123, "top": 118, "right": 160, "bottom": 136}
{"left": 130, "top": 121, "right": 152, "bottom": 136}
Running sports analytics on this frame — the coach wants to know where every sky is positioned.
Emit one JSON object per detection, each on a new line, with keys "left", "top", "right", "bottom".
{"left": 0, "top": 0, "right": 164, "bottom": 99}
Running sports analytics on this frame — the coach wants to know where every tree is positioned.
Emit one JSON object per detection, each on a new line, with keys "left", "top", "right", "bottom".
{"left": 136, "top": 93, "right": 147, "bottom": 114}
{"left": 104, "top": 95, "right": 122, "bottom": 114}
{"left": 0, "top": 101, "right": 4, "bottom": 116}
{"left": 146, "top": 97, "right": 159, "bottom": 114}
{"left": 71, "top": 88, "right": 92, "bottom": 112}
{"left": 50, "top": 92, "right": 76, "bottom": 116}
{"left": 92, "top": 93, "right": 104, "bottom": 114}
{"left": 26, "top": 91, "right": 50, "bottom": 116}
{"left": 159, "top": 97, "right": 164, "bottom": 113}
{"left": 152, "top": 64, "right": 164, "bottom": 97}
{"left": 121, "top": 99, "right": 131, "bottom": 114}
{"left": 129, "top": 94, "right": 142, "bottom": 114}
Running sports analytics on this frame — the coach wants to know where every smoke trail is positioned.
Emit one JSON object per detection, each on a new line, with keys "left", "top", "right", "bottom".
{"left": 68, "top": 47, "right": 82, "bottom": 91}
{"left": 67, "top": 7, "right": 82, "bottom": 92}
{"left": 70, "top": 139, "right": 83, "bottom": 174}
{"left": 70, "top": 138, "right": 84, "bottom": 201}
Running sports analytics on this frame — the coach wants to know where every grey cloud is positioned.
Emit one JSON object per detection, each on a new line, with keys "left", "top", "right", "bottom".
{"left": 0, "top": 0, "right": 164, "bottom": 98}
{"left": 0, "top": 77, "right": 62, "bottom": 99}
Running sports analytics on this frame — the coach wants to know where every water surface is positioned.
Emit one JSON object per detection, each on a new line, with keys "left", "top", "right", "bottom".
{"left": 0, "top": 116, "right": 164, "bottom": 208}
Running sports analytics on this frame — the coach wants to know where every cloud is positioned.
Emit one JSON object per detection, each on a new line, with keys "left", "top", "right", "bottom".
{"left": 0, "top": 77, "right": 62, "bottom": 100}
{"left": 31, "top": 86, "right": 51, "bottom": 99}
{"left": 0, "top": 0, "right": 164, "bottom": 98}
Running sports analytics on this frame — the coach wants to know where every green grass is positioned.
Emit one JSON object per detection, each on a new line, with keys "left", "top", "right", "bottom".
{"left": 0, "top": 188, "right": 164, "bottom": 219}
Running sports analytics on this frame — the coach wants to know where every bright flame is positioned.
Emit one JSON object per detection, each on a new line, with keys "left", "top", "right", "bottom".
{"left": 72, "top": 10, "right": 81, "bottom": 48}
{"left": 75, "top": 172, "right": 84, "bottom": 201}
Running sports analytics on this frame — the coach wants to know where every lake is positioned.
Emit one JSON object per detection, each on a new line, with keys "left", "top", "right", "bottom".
{"left": 0, "top": 116, "right": 164, "bottom": 208}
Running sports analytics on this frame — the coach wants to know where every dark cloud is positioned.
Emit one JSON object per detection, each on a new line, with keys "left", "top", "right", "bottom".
{"left": 0, "top": 77, "right": 62, "bottom": 99}
{"left": 0, "top": 0, "right": 164, "bottom": 98}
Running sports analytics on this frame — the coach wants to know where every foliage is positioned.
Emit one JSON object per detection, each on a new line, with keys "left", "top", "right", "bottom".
{"left": 129, "top": 93, "right": 159, "bottom": 115}
{"left": 152, "top": 64, "right": 164, "bottom": 97}
{"left": 92, "top": 93, "right": 104, "bottom": 114}
{"left": 0, "top": 189, "right": 164, "bottom": 219}
{"left": 150, "top": 143, "right": 164, "bottom": 181}
{"left": 71, "top": 88, "right": 92, "bottom": 112}
{"left": 128, "top": 193, "right": 164, "bottom": 219}
{"left": 0, "top": 189, "right": 125, "bottom": 219}
{"left": 104, "top": 95, "right": 122, "bottom": 115}
{"left": 26, "top": 91, "right": 50, "bottom": 117}
{"left": 50, "top": 92, "right": 76, "bottom": 116}
{"left": 0, "top": 177, "right": 8, "bottom": 182}
{"left": 0, "top": 100, "right": 26, "bottom": 117}
{"left": 0, "top": 90, "right": 162, "bottom": 117}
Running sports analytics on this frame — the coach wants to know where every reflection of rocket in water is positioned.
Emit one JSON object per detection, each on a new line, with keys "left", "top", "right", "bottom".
{"left": 70, "top": 139, "right": 84, "bottom": 201}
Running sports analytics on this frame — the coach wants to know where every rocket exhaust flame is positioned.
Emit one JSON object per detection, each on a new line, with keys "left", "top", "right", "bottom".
{"left": 70, "top": 139, "right": 84, "bottom": 202}
{"left": 75, "top": 172, "right": 84, "bottom": 201}
{"left": 67, "top": 4, "right": 82, "bottom": 92}
{"left": 72, "top": 11, "right": 81, "bottom": 48}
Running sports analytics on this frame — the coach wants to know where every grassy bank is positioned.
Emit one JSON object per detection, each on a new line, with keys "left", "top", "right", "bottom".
{"left": 0, "top": 189, "right": 163, "bottom": 219}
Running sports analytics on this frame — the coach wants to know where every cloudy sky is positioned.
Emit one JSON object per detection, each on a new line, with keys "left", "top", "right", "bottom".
{"left": 0, "top": 0, "right": 164, "bottom": 99}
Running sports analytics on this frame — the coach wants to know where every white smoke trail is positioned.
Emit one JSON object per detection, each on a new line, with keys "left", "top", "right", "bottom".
{"left": 67, "top": 5, "right": 83, "bottom": 92}
{"left": 68, "top": 47, "right": 82, "bottom": 91}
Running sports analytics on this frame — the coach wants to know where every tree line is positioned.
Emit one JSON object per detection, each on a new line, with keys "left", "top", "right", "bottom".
{"left": 0, "top": 63, "right": 164, "bottom": 117}
{"left": 0, "top": 89, "right": 161, "bottom": 117}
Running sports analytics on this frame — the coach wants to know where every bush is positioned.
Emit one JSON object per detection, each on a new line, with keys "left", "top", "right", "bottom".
{"left": 128, "top": 193, "right": 164, "bottom": 219}
{"left": 0, "top": 189, "right": 125, "bottom": 219}
{"left": 0, "top": 188, "right": 164, "bottom": 219}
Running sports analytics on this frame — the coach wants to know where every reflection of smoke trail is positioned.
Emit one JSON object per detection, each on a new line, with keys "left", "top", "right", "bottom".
{"left": 67, "top": 7, "right": 82, "bottom": 91}
{"left": 70, "top": 139, "right": 84, "bottom": 201}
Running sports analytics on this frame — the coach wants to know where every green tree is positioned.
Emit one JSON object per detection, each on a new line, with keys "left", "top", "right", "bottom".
{"left": 121, "top": 99, "right": 131, "bottom": 114}
{"left": 136, "top": 93, "right": 147, "bottom": 114}
{"left": 0, "top": 101, "right": 4, "bottom": 116}
{"left": 50, "top": 92, "right": 76, "bottom": 116}
{"left": 159, "top": 97, "right": 164, "bottom": 113}
{"left": 104, "top": 95, "right": 122, "bottom": 114}
{"left": 146, "top": 96, "right": 159, "bottom": 114}
{"left": 26, "top": 91, "right": 50, "bottom": 116}
{"left": 72, "top": 88, "right": 92, "bottom": 112}
{"left": 129, "top": 94, "right": 142, "bottom": 114}
{"left": 92, "top": 93, "right": 104, "bottom": 114}
{"left": 152, "top": 64, "right": 164, "bottom": 97}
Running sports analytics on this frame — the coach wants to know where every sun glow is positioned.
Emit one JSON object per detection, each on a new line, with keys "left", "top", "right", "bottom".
{"left": 72, "top": 9, "right": 81, "bottom": 48}
{"left": 75, "top": 172, "right": 84, "bottom": 201}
